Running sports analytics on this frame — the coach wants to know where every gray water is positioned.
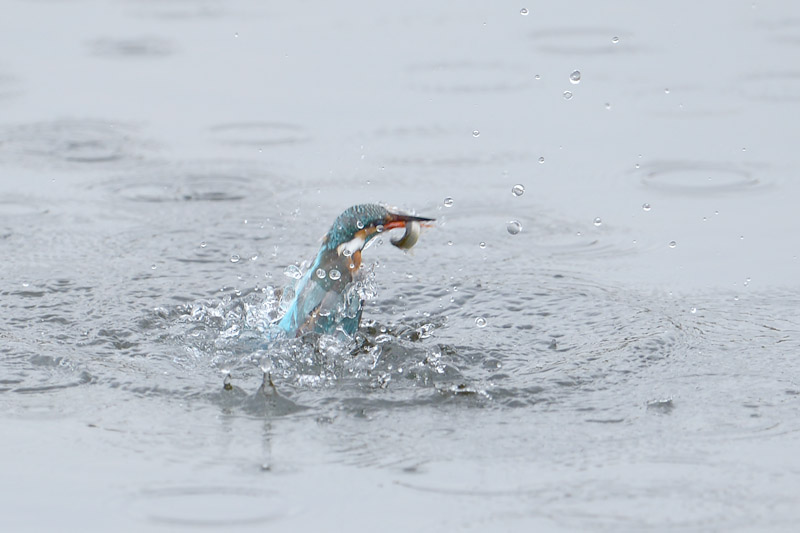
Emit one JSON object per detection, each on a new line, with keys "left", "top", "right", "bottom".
{"left": 2, "top": 1, "right": 800, "bottom": 531}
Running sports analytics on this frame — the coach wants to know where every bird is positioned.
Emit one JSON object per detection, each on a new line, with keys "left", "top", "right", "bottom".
{"left": 275, "top": 204, "right": 434, "bottom": 339}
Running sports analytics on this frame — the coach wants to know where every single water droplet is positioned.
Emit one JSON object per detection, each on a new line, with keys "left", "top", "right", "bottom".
{"left": 475, "top": 317, "right": 487, "bottom": 327}
{"left": 635, "top": 163, "right": 640, "bottom": 169}
{"left": 250, "top": 255, "right": 258, "bottom": 261}
{"left": 669, "top": 240, "right": 677, "bottom": 248}
{"left": 690, "top": 307, "right": 697, "bottom": 314}
{"left": 611, "top": 36, "right": 619, "bottom": 44}
{"left": 739, "top": 235, "right": 744, "bottom": 240}
{"left": 316, "top": 268, "right": 326, "bottom": 279}
{"left": 605, "top": 102, "right": 611, "bottom": 109}
{"left": 234, "top": 32, "right": 239, "bottom": 38}
{"left": 534, "top": 74, "right": 541, "bottom": 80}
{"left": 576, "top": 231, "right": 582, "bottom": 236}
{"left": 593, "top": 217, "right": 602, "bottom": 227}
{"left": 702, "top": 216, "right": 707, "bottom": 222}
{"left": 447, "top": 240, "right": 453, "bottom": 246}
{"left": 664, "top": 88, "right": 670, "bottom": 94}
{"left": 569, "top": 70, "right": 581, "bottom": 84}
{"left": 230, "top": 254, "right": 240, "bottom": 263}
{"left": 563, "top": 90, "right": 573, "bottom": 100}
{"left": 200, "top": 241, "right": 207, "bottom": 248}
{"left": 512, "top": 184, "right": 525, "bottom": 197}
{"left": 472, "top": 130, "right": 480, "bottom": 137}
{"left": 520, "top": 8, "right": 529, "bottom": 16}
{"left": 479, "top": 242, "right": 486, "bottom": 249}
{"left": 506, "top": 220, "right": 522, "bottom": 235}
{"left": 538, "top": 156, "right": 545, "bottom": 164}
{"left": 329, "top": 269, "right": 341, "bottom": 281}
{"left": 642, "top": 203, "right": 651, "bottom": 211}
{"left": 151, "top": 264, "right": 157, "bottom": 270}
{"left": 376, "top": 224, "right": 384, "bottom": 233}
{"left": 356, "top": 220, "right": 364, "bottom": 229}
{"left": 443, "top": 197, "right": 454, "bottom": 208}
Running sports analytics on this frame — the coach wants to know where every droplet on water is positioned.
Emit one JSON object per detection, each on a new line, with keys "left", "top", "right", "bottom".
{"left": 443, "top": 197, "right": 454, "bottom": 208}
{"left": 563, "top": 91, "right": 573, "bottom": 100}
{"left": 669, "top": 240, "right": 677, "bottom": 248}
{"left": 569, "top": 70, "right": 581, "bottom": 84}
{"left": 230, "top": 254, "right": 240, "bottom": 263}
{"left": 329, "top": 269, "right": 341, "bottom": 281}
{"left": 642, "top": 203, "right": 651, "bottom": 211}
{"left": 472, "top": 130, "right": 480, "bottom": 137}
{"left": 512, "top": 184, "right": 525, "bottom": 197}
{"left": 506, "top": 220, "right": 522, "bottom": 235}
{"left": 475, "top": 317, "right": 487, "bottom": 327}
{"left": 593, "top": 217, "right": 602, "bottom": 227}
{"left": 520, "top": 8, "right": 529, "bottom": 15}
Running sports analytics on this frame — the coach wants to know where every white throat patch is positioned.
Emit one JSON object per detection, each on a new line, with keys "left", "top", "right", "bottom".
{"left": 337, "top": 234, "right": 366, "bottom": 257}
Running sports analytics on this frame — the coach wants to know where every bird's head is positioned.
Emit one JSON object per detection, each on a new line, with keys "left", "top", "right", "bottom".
{"left": 322, "top": 204, "right": 434, "bottom": 259}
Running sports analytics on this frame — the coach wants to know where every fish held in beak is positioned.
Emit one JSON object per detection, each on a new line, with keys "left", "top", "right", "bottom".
{"left": 390, "top": 220, "right": 421, "bottom": 250}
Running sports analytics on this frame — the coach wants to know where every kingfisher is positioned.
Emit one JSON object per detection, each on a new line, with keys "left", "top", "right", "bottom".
{"left": 275, "top": 204, "right": 434, "bottom": 339}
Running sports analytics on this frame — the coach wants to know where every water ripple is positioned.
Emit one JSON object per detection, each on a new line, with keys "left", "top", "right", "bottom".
{"left": 0, "top": 119, "right": 150, "bottom": 168}
{"left": 640, "top": 161, "right": 767, "bottom": 195}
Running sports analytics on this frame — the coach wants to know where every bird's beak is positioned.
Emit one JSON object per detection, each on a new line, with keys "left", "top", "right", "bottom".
{"left": 381, "top": 212, "right": 435, "bottom": 232}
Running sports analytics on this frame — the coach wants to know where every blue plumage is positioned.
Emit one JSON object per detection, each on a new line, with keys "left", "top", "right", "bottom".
{"left": 275, "top": 204, "right": 432, "bottom": 339}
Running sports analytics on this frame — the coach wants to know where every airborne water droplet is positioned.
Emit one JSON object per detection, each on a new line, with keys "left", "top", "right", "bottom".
{"left": 569, "top": 70, "right": 581, "bottom": 84}
{"left": 669, "top": 240, "right": 677, "bottom": 248}
{"left": 642, "top": 203, "right": 651, "bottom": 211}
{"left": 475, "top": 317, "right": 487, "bottom": 327}
{"left": 479, "top": 242, "right": 486, "bottom": 248}
{"left": 612, "top": 36, "right": 620, "bottom": 44}
{"left": 230, "top": 254, "right": 240, "bottom": 263}
{"left": 520, "top": 8, "right": 529, "bottom": 15}
{"left": 472, "top": 130, "right": 480, "bottom": 137}
{"left": 538, "top": 156, "right": 545, "bottom": 164}
{"left": 443, "top": 197, "right": 454, "bottom": 208}
{"left": 593, "top": 217, "right": 602, "bottom": 227}
{"left": 506, "top": 220, "right": 522, "bottom": 235}
{"left": 512, "top": 184, "right": 525, "bottom": 197}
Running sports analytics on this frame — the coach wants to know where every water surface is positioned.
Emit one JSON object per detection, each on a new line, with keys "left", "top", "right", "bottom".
{"left": 2, "top": 1, "right": 800, "bottom": 531}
